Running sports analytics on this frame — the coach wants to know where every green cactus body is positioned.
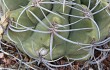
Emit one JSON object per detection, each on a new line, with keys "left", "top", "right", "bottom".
{"left": 73, "top": 0, "right": 81, "bottom": 4}
{"left": 80, "top": 0, "right": 107, "bottom": 9}
{"left": 0, "top": 0, "right": 29, "bottom": 13}
{"left": 26, "top": 0, "right": 52, "bottom": 24}
{"left": 80, "top": 0, "right": 96, "bottom": 8}
{"left": 1, "top": 0, "right": 110, "bottom": 63}
{"left": 92, "top": 2, "right": 110, "bottom": 40}
{"left": 3, "top": 8, "right": 35, "bottom": 43}
{"left": 16, "top": 13, "right": 69, "bottom": 60}
{"left": 10, "top": 8, "right": 35, "bottom": 27}
{"left": 42, "top": 3, "right": 71, "bottom": 60}
{"left": 16, "top": 3, "right": 71, "bottom": 60}
{"left": 50, "top": 2, "right": 71, "bottom": 44}
{"left": 66, "top": 5, "right": 99, "bottom": 59}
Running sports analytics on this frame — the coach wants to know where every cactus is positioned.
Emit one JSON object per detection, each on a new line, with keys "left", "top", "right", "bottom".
{"left": 0, "top": 0, "right": 29, "bottom": 14}
{"left": 66, "top": 4, "right": 99, "bottom": 59}
{"left": 26, "top": 0, "right": 53, "bottom": 24}
{"left": 0, "top": 0, "right": 110, "bottom": 69}
{"left": 92, "top": 2, "right": 110, "bottom": 40}
{"left": 2, "top": 8, "right": 35, "bottom": 43}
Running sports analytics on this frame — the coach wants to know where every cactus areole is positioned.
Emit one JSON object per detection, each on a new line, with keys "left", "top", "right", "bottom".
{"left": 0, "top": 0, "right": 110, "bottom": 61}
